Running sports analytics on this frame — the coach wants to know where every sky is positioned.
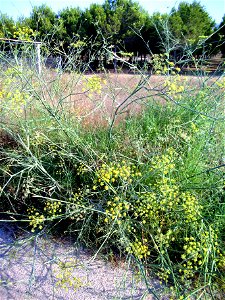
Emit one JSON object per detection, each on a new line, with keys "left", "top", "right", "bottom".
{"left": 0, "top": 0, "right": 224, "bottom": 24}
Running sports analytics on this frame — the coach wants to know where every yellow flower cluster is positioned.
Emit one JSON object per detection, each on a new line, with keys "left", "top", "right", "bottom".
{"left": 93, "top": 161, "right": 141, "bottom": 191}
{"left": 27, "top": 207, "right": 45, "bottom": 232}
{"left": 180, "top": 236, "right": 203, "bottom": 280}
{"left": 215, "top": 77, "right": 225, "bottom": 89}
{"left": 152, "top": 53, "right": 180, "bottom": 75}
{"left": 68, "top": 189, "right": 92, "bottom": 221}
{"left": 31, "top": 132, "right": 46, "bottom": 147}
{"left": 156, "top": 229, "right": 176, "bottom": 248}
{"left": 181, "top": 192, "right": 202, "bottom": 223}
{"left": 157, "top": 268, "right": 171, "bottom": 284}
{"left": 180, "top": 229, "right": 221, "bottom": 281}
{"left": 157, "top": 177, "right": 180, "bottom": 210}
{"left": 55, "top": 160, "right": 64, "bottom": 175}
{"left": 104, "top": 196, "right": 130, "bottom": 224}
{"left": 71, "top": 40, "right": 86, "bottom": 49}
{"left": 126, "top": 238, "right": 150, "bottom": 260}
{"left": 13, "top": 26, "right": 34, "bottom": 41}
{"left": 0, "top": 88, "right": 28, "bottom": 113}
{"left": 55, "top": 259, "right": 84, "bottom": 292}
{"left": 164, "top": 76, "right": 186, "bottom": 99}
{"left": 82, "top": 75, "right": 106, "bottom": 98}
{"left": 129, "top": 148, "right": 206, "bottom": 276}
{"left": 149, "top": 149, "right": 202, "bottom": 221}
{"left": 190, "top": 122, "right": 199, "bottom": 133}
{"left": 77, "top": 163, "right": 89, "bottom": 175}
{"left": 27, "top": 200, "right": 62, "bottom": 232}
{"left": 4, "top": 67, "right": 22, "bottom": 77}
{"left": 48, "top": 144, "right": 59, "bottom": 157}
{"left": 218, "top": 252, "right": 225, "bottom": 270}
{"left": 150, "top": 148, "right": 176, "bottom": 175}
{"left": 43, "top": 201, "right": 62, "bottom": 218}
{"left": 0, "top": 67, "right": 29, "bottom": 113}
{"left": 134, "top": 192, "right": 158, "bottom": 225}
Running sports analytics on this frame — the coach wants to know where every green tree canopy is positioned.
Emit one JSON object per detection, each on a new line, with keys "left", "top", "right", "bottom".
{"left": 169, "top": 1, "right": 215, "bottom": 44}
{"left": 28, "top": 5, "right": 57, "bottom": 40}
{"left": 0, "top": 13, "right": 15, "bottom": 38}
{"left": 59, "top": 7, "right": 82, "bottom": 39}
{"left": 82, "top": 4, "right": 107, "bottom": 40}
{"left": 0, "top": 0, "right": 220, "bottom": 61}
{"left": 82, "top": 0, "right": 148, "bottom": 48}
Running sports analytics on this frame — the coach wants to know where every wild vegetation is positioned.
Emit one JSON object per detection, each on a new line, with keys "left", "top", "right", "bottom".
{"left": 0, "top": 0, "right": 225, "bottom": 66}
{"left": 0, "top": 1, "right": 225, "bottom": 299}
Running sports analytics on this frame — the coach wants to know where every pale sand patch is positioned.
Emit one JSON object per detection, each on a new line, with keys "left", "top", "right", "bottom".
{"left": 0, "top": 223, "right": 167, "bottom": 300}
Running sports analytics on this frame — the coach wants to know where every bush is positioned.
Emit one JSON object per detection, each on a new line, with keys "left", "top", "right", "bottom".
{"left": 0, "top": 40, "right": 225, "bottom": 299}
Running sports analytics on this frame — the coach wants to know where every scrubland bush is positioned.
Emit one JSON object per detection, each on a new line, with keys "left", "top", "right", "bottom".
{"left": 0, "top": 39, "right": 225, "bottom": 299}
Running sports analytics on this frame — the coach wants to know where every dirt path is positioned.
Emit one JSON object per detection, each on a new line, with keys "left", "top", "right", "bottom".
{"left": 0, "top": 223, "right": 165, "bottom": 300}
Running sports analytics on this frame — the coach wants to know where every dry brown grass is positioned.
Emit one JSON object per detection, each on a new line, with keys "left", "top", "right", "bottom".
{"left": 4, "top": 69, "right": 219, "bottom": 129}
{"left": 42, "top": 72, "right": 218, "bottom": 128}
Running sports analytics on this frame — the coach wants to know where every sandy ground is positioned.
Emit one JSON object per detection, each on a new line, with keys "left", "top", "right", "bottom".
{"left": 0, "top": 223, "right": 165, "bottom": 300}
